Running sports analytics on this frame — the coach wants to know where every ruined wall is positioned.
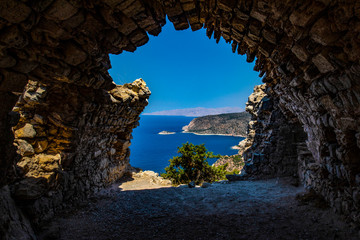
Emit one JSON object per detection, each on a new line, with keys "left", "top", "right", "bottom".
{"left": 240, "top": 85, "right": 313, "bottom": 179}
{"left": 0, "top": 0, "right": 359, "bottom": 233}
{"left": 241, "top": 83, "right": 360, "bottom": 224}
{"left": 8, "top": 78, "right": 150, "bottom": 225}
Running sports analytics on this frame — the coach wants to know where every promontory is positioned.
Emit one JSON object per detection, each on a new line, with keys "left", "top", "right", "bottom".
{"left": 182, "top": 112, "right": 250, "bottom": 137}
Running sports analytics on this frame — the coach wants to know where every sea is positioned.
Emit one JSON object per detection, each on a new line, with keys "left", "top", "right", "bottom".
{"left": 130, "top": 115, "right": 245, "bottom": 174}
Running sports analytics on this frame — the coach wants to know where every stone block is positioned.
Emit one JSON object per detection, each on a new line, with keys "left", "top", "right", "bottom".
{"left": 310, "top": 17, "right": 341, "bottom": 45}
{"left": 291, "top": 44, "right": 308, "bottom": 62}
{"left": 64, "top": 42, "right": 87, "bottom": 66}
{"left": 14, "top": 123, "right": 36, "bottom": 138}
{"left": 218, "top": 0, "right": 237, "bottom": 11}
{"left": 262, "top": 28, "right": 277, "bottom": 45}
{"left": 15, "top": 139, "right": 34, "bottom": 156}
{"left": 0, "top": 26, "right": 28, "bottom": 49}
{"left": 164, "top": 2, "right": 183, "bottom": 17}
{"left": 34, "top": 139, "right": 49, "bottom": 153}
{"left": 232, "top": 17, "right": 247, "bottom": 33}
{"left": 62, "top": 11, "right": 85, "bottom": 30}
{"left": 312, "top": 53, "right": 335, "bottom": 73}
{"left": 129, "top": 29, "right": 149, "bottom": 47}
{"left": 250, "top": 10, "right": 267, "bottom": 22}
{"left": 0, "top": 0, "right": 31, "bottom": 23}
{"left": 118, "top": 14, "right": 138, "bottom": 35}
{"left": 289, "top": 1, "right": 325, "bottom": 27}
{"left": 180, "top": 1, "right": 196, "bottom": 12}
{"left": 117, "top": 0, "right": 145, "bottom": 18}
{"left": 258, "top": 40, "right": 274, "bottom": 58}
{"left": 45, "top": 0, "right": 78, "bottom": 21}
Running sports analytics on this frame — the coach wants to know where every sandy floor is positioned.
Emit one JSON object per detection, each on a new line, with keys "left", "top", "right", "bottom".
{"left": 38, "top": 175, "right": 359, "bottom": 240}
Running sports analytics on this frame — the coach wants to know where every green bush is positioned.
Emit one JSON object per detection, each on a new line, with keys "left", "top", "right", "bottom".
{"left": 161, "top": 142, "right": 229, "bottom": 185}
{"left": 232, "top": 154, "right": 245, "bottom": 168}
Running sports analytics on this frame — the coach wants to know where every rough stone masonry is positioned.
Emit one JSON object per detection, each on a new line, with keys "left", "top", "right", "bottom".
{"left": 0, "top": 0, "right": 359, "bottom": 238}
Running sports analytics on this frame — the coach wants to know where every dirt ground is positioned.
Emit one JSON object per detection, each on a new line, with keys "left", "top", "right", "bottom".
{"left": 38, "top": 174, "right": 359, "bottom": 240}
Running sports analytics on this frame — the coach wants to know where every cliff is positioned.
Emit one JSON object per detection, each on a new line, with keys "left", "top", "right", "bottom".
{"left": 182, "top": 112, "right": 251, "bottom": 137}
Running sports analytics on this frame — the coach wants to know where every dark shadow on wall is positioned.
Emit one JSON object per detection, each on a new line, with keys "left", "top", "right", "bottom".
{"left": 240, "top": 85, "right": 315, "bottom": 182}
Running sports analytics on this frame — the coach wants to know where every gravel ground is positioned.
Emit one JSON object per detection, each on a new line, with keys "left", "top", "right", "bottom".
{"left": 38, "top": 176, "right": 359, "bottom": 240}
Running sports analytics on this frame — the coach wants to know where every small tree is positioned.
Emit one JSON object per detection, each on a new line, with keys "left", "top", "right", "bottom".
{"left": 161, "top": 142, "right": 228, "bottom": 185}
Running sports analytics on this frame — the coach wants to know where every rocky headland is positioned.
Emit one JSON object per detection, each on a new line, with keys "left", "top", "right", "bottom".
{"left": 182, "top": 112, "right": 251, "bottom": 137}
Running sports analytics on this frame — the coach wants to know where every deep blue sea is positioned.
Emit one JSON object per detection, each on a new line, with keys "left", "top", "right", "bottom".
{"left": 130, "top": 115, "right": 244, "bottom": 173}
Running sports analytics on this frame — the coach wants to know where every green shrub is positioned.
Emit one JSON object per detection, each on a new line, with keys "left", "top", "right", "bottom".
{"left": 161, "top": 142, "right": 229, "bottom": 185}
{"left": 232, "top": 154, "right": 245, "bottom": 168}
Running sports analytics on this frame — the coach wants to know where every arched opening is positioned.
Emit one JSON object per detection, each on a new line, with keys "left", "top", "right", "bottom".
{"left": 108, "top": 20, "right": 263, "bottom": 173}
{"left": 0, "top": 0, "right": 359, "bottom": 238}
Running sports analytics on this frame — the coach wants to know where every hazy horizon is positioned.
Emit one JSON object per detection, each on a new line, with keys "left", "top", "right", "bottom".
{"left": 142, "top": 106, "right": 245, "bottom": 117}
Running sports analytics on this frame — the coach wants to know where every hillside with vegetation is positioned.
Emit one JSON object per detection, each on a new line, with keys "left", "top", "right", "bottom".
{"left": 182, "top": 112, "right": 250, "bottom": 137}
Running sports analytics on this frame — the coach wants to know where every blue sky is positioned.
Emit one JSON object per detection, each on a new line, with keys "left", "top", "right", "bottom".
{"left": 109, "top": 20, "right": 262, "bottom": 113}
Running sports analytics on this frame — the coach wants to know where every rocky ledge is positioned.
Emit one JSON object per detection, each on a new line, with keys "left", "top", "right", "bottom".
{"left": 182, "top": 112, "right": 251, "bottom": 137}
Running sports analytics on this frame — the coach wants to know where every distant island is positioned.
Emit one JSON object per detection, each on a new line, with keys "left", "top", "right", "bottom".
{"left": 182, "top": 112, "right": 251, "bottom": 137}
{"left": 158, "top": 131, "right": 175, "bottom": 135}
{"left": 143, "top": 107, "right": 244, "bottom": 117}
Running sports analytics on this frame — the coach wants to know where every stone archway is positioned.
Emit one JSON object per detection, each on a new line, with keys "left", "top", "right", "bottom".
{"left": 0, "top": 0, "right": 360, "bottom": 236}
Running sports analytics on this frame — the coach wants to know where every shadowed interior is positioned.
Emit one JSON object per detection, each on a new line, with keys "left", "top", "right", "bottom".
{"left": 0, "top": 0, "right": 359, "bottom": 238}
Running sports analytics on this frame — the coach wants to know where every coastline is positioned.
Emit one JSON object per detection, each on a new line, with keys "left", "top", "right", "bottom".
{"left": 182, "top": 131, "right": 245, "bottom": 138}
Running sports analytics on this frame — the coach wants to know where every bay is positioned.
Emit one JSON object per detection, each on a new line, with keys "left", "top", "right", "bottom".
{"left": 130, "top": 115, "right": 244, "bottom": 173}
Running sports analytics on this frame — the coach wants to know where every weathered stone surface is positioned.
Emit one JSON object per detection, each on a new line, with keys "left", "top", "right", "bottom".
{"left": 63, "top": 42, "right": 87, "bottom": 66}
{"left": 0, "top": 186, "right": 36, "bottom": 240}
{"left": 12, "top": 177, "right": 48, "bottom": 200}
{"left": 10, "top": 78, "right": 150, "bottom": 225}
{"left": 15, "top": 139, "right": 34, "bottom": 156}
{"left": 0, "top": 0, "right": 358, "bottom": 237}
{"left": 310, "top": 17, "right": 341, "bottom": 46}
{"left": 0, "top": 26, "right": 28, "bottom": 48}
{"left": 0, "top": 0, "right": 31, "bottom": 23}
{"left": 14, "top": 123, "right": 36, "bottom": 138}
{"left": 291, "top": 44, "right": 308, "bottom": 62}
{"left": 312, "top": 53, "right": 335, "bottom": 73}
{"left": 45, "top": 0, "right": 78, "bottom": 21}
{"left": 239, "top": 85, "right": 310, "bottom": 179}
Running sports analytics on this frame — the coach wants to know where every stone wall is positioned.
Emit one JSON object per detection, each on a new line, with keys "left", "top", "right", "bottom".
{"left": 240, "top": 85, "right": 313, "bottom": 179}
{"left": 8, "top": 78, "right": 150, "bottom": 225}
{"left": 240, "top": 84, "right": 360, "bottom": 225}
{"left": 0, "top": 0, "right": 359, "bottom": 235}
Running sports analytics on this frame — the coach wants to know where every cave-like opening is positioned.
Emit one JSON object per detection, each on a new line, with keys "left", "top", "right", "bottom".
{"left": 108, "top": 20, "right": 263, "bottom": 173}
{"left": 0, "top": 1, "right": 360, "bottom": 238}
